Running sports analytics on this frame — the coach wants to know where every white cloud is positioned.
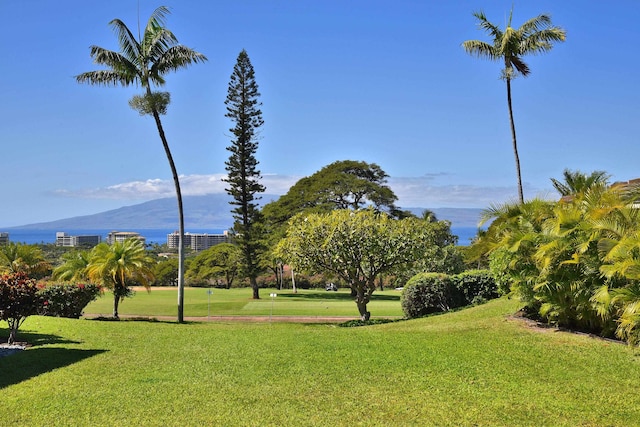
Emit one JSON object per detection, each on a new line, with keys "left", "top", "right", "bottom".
{"left": 388, "top": 177, "right": 518, "bottom": 208}
{"left": 54, "top": 174, "right": 300, "bottom": 200}
{"left": 54, "top": 173, "right": 550, "bottom": 208}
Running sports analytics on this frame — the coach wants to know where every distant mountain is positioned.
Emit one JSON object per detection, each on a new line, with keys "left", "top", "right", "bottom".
{"left": 8, "top": 194, "right": 483, "bottom": 230}
{"left": 10, "top": 194, "right": 238, "bottom": 230}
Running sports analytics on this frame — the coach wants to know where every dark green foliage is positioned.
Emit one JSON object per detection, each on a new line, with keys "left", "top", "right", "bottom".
{"left": 401, "top": 273, "right": 457, "bottom": 318}
{"left": 401, "top": 270, "right": 498, "bottom": 319}
{"left": 223, "top": 49, "right": 265, "bottom": 299}
{"left": 455, "top": 270, "right": 499, "bottom": 305}
{"left": 152, "top": 258, "right": 179, "bottom": 286}
{"left": 262, "top": 160, "right": 406, "bottom": 232}
{"left": 186, "top": 243, "right": 241, "bottom": 288}
{"left": 550, "top": 169, "right": 610, "bottom": 196}
{"left": 0, "top": 273, "right": 40, "bottom": 344}
{"left": 390, "top": 221, "right": 464, "bottom": 288}
{"left": 37, "top": 283, "right": 102, "bottom": 318}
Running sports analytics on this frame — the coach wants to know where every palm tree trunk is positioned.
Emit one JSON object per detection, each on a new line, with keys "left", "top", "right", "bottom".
{"left": 506, "top": 78, "right": 524, "bottom": 204}
{"left": 113, "top": 294, "right": 119, "bottom": 319}
{"left": 148, "top": 94, "right": 185, "bottom": 323}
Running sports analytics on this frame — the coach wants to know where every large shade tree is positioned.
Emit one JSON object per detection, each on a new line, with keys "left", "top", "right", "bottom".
{"left": 262, "top": 160, "right": 407, "bottom": 230}
{"left": 87, "top": 239, "right": 156, "bottom": 319}
{"left": 76, "top": 6, "right": 207, "bottom": 322}
{"left": 463, "top": 9, "right": 565, "bottom": 204}
{"left": 186, "top": 243, "right": 241, "bottom": 288}
{"left": 275, "top": 209, "right": 448, "bottom": 320}
{"left": 262, "top": 160, "right": 411, "bottom": 291}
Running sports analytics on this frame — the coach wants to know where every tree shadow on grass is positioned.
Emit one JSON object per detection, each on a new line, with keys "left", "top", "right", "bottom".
{"left": 88, "top": 316, "right": 196, "bottom": 325}
{"left": 0, "top": 347, "right": 107, "bottom": 389}
{"left": 276, "top": 291, "right": 400, "bottom": 301}
{"left": 0, "top": 330, "right": 82, "bottom": 347}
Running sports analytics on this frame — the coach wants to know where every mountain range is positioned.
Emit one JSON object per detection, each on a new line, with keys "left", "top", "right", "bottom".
{"left": 7, "top": 194, "right": 484, "bottom": 230}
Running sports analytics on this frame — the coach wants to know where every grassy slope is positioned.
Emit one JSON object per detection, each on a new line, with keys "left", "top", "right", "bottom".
{"left": 2, "top": 298, "right": 640, "bottom": 426}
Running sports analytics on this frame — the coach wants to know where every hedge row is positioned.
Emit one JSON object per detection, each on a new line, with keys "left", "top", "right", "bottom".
{"left": 37, "top": 283, "right": 102, "bottom": 319}
{"left": 401, "top": 270, "right": 498, "bottom": 319}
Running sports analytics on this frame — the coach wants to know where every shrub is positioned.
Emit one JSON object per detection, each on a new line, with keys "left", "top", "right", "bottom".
{"left": 401, "top": 273, "right": 457, "bottom": 319}
{"left": 454, "top": 270, "right": 499, "bottom": 304}
{"left": 38, "top": 283, "right": 102, "bottom": 318}
{"left": 0, "top": 272, "right": 40, "bottom": 344}
{"left": 401, "top": 270, "right": 498, "bottom": 319}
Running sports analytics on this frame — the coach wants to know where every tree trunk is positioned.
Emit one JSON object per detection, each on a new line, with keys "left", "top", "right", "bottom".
{"left": 291, "top": 268, "right": 297, "bottom": 294}
{"left": 354, "top": 287, "right": 371, "bottom": 321}
{"left": 149, "top": 96, "right": 185, "bottom": 323}
{"left": 113, "top": 294, "right": 120, "bottom": 319}
{"left": 7, "top": 320, "right": 18, "bottom": 344}
{"left": 506, "top": 78, "right": 524, "bottom": 204}
{"left": 251, "top": 276, "right": 260, "bottom": 299}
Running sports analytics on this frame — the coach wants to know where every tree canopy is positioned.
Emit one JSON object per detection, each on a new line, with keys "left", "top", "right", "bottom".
{"left": 186, "top": 243, "right": 241, "bottom": 288}
{"left": 262, "top": 160, "right": 407, "bottom": 230}
{"left": 275, "top": 209, "right": 451, "bottom": 320}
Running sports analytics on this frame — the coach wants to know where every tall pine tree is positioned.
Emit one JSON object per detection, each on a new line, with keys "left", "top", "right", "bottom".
{"left": 223, "top": 50, "right": 265, "bottom": 299}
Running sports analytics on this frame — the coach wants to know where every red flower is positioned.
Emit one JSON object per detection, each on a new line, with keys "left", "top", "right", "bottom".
{"left": 43, "top": 300, "right": 49, "bottom": 306}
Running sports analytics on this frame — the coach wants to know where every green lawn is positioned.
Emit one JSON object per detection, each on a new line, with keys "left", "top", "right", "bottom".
{"left": 83, "top": 287, "right": 405, "bottom": 318}
{"left": 3, "top": 298, "right": 640, "bottom": 426}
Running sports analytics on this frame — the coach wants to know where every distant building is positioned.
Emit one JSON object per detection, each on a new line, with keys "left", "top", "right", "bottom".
{"left": 0, "top": 232, "right": 8, "bottom": 245}
{"left": 167, "top": 231, "right": 229, "bottom": 251}
{"left": 56, "top": 232, "right": 101, "bottom": 248}
{"left": 106, "top": 231, "right": 145, "bottom": 245}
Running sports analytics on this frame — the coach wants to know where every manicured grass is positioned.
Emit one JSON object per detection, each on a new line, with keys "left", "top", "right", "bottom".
{"left": 3, "top": 298, "right": 640, "bottom": 426}
{"left": 83, "top": 287, "right": 405, "bottom": 318}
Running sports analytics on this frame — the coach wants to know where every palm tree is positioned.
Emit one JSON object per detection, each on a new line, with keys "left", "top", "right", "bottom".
{"left": 76, "top": 6, "right": 207, "bottom": 322}
{"left": 0, "top": 243, "right": 51, "bottom": 279}
{"left": 463, "top": 9, "right": 566, "bottom": 204}
{"left": 53, "top": 250, "right": 91, "bottom": 282}
{"left": 87, "top": 239, "right": 155, "bottom": 319}
{"left": 550, "top": 169, "right": 610, "bottom": 197}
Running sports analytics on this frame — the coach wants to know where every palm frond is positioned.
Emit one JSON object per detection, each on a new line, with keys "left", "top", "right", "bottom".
{"left": 472, "top": 11, "right": 502, "bottom": 40}
{"left": 461, "top": 40, "right": 498, "bottom": 60}
{"left": 153, "top": 45, "right": 208, "bottom": 75}
{"left": 76, "top": 70, "right": 136, "bottom": 87}
{"left": 108, "top": 18, "right": 141, "bottom": 64}
{"left": 519, "top": 14, "right": 553, "bottom": 36}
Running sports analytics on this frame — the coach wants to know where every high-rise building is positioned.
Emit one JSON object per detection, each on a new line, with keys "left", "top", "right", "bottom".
{"left": 167, "top": 231, "right": 229, "bottom": 251}
{"left": 56, "top": 232, "right": 101, "bottom": 247}
{"left": 106, "top": 231, "right": 145, "bottom": 245}
{"left": 0, "top": 232, "right": 9, "bottom": 245}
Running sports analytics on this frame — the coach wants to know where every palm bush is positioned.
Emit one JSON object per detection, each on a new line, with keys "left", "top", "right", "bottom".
{"left": 470, "top": 172, "right": 640, "bottom": 344}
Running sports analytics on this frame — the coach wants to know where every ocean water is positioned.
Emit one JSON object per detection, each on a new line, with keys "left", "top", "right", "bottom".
{"left": 2, "top": 229, "right": 226, "bottom": 246}
{"left": 1, "top": 226, "right": 481, "bottom": 246}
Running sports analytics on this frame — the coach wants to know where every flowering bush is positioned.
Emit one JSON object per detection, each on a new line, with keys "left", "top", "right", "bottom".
{"left": 0, "top": 272, "right": 40, "bottom": 344}
{"left": 38, "top": 283, "right": 102, "bottom": 319}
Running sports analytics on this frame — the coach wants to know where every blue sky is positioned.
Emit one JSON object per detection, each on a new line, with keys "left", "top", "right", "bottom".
{"left": 1, "top": 1, "right": 638, "bottom": 227}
